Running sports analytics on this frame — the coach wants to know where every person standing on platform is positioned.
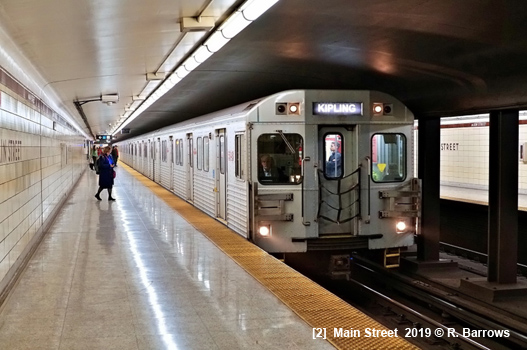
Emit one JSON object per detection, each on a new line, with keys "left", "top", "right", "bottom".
{"left": 91, "top": 146, "right": 98, "bottom": 165}
{"left": 111, "top": 145, "right": 119, "bottom": 167}
{"left": 95, "top": 146, "right": 116, "bottom": 201}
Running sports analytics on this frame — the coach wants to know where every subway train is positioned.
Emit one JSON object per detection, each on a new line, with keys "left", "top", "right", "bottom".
{"left": 117, "top": 90, "right": 419, "bottom": 271}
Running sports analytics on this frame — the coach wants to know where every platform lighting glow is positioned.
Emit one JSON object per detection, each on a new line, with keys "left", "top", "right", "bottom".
{"left": 118, "top": 200, "right": 179, "bottom": 350}
{"left": 113, "top": 0, "right": 280, "bottom": 136}
{"left": 396, "top": 221, "right": 406, "bottom": 233}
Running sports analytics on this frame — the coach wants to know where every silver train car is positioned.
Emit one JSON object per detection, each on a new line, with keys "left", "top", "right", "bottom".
{"left": 118, "top": 90, "right": 419, "bottom": 266}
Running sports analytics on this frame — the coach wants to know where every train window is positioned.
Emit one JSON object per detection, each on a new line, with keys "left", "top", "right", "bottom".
{"left": 219, "top": 135, "right": 225, "bottom": 174}
{"left": 204, "top": 136, "right": 209, "bottom": 172}
{"left": 188, "top": 138, "right": 193, "bottom": 167}
{"left": 162, "top": 140, "right": 167, "bottom": 162}
{"left": 257, "top": 133, "right": 303, "bottom": 185}
{"left": 179, "top": 139, "right": 183, "bottom": 165}
{"left": 175, "top": 140, "right": 180, "bottom": 165}
{"left": 170, "top": 138, "right": 174, "bottom": 164}
{"left": 235, "top": 134, "right": 244, "bottom": 179}
{"left": 197, "top": 137, "right": 203, "bottom": 170}
{"left": 371, "top": 133, "right": 406, "bottom": 182}
{"left": 323, "top": 133, "right": 343, "bottom": 178}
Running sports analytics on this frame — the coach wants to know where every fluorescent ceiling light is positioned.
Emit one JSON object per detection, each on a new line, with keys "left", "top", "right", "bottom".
{"left": 168, "top": 74, "right": 181, "bottom": 86}
{"left": 113, "top": 0, "right": 280, "bottom": 136}
{"left": 175, "top": 66, "right": 190, "bottom": 79}
{"left": 241, "top": 0, "right": 279, "bottom": 21}
{"left": 193, "top": 46, "right": 213, "bottom": 63}
{"left": 220, "top": 11, "right": 251, "bottom": 39}
{"left": 205, "top": 31, "right": 230, "bottom": 53}
{"left": 183, "top": 57, "right": 200, "bottom": 72}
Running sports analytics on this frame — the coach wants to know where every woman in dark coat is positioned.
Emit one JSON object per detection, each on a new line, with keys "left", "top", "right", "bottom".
{"left": 95, "top": 146, "right": 116, "bottom": 201}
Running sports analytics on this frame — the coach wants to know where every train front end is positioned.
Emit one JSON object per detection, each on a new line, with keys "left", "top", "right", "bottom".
{"left": 249, "top": 90, "right": 419, "bottom": 269}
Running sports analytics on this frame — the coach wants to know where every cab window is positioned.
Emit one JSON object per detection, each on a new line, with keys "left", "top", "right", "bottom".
{"left": 371, "top": 133, "right": 406, "bottom": 182}
{"left": 257, "top": 133, "right": 303, "bottom": 185}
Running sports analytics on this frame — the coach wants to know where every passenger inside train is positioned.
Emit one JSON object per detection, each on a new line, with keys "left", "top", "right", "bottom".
{"left": 325, "top": 141, "right": 342, "bottom": 178}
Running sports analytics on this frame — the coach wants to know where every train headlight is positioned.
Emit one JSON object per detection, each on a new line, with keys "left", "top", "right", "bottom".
{"left": 288, "top": 103, "right": 300, "bottom": 115}
{"left": 373, "top": 103, "right": 383, "bottom": 116}
{"left": 258, "top": 224, "right": 271, "bottom": 237}
{"left": 395, "top": 221, "right": 407, "bottom": 233}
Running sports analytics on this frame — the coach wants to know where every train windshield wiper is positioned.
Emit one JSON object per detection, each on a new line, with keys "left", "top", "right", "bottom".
{"left": 275, "top": 130, "right": 295, "bottom": 154}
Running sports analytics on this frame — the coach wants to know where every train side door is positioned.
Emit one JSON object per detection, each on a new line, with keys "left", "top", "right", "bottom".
{"left": 148, "top": 140, "right": 152, "bottom": 179}
{"left": 169, "top": 136, "right": 174, "bottom": 191}
{"left": 317, "top": 126, "right": 357, "bottom": 236}
{"left": 186, "top": 133, "right": 194, "bottom": 202}
{"left": 216, "top": 129, "right": 227, "bottom": 220}
{"left": 155, "top": 138, "right": 161, "bottom": 183}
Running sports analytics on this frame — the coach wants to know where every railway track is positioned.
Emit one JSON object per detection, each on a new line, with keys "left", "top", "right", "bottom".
{"left": 331, "top": 256, "right": 527, "bottom": 350}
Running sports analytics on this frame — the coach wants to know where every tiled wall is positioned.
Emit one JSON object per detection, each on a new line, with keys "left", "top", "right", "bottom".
{"left": 441, "top": 126, "right": 490, "bottom": 190}
{"left": 0, "top": 88, "right": 85, "bottom": 293}
{"left": 414, "top": 116, "right": 527, "bottom": 193}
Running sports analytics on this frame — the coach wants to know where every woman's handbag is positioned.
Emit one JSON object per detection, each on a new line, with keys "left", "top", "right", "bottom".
{"left": 113, "top": 170, "right": 116, "bottom": 178}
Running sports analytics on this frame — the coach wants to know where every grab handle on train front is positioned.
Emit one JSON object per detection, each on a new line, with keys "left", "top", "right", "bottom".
{"left": 302, "top": 156, "right": 311, "bottom": 226}
{"left": 365, "top": 156, "right": 371, "bottom": 223}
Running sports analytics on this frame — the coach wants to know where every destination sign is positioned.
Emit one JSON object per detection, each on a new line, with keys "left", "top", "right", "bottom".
{"left": 313, "top": 102, "right": 363, "bottom": 116}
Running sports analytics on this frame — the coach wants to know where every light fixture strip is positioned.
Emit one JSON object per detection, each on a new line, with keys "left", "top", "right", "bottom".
{"left": 113, "top": 0, "right": 280, "bottom": 136}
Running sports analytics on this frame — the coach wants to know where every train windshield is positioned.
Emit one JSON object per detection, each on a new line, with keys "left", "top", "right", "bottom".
{"left": 257, "top": 133, "right": 303, "bottom": 185}
{"left": 371, "top": 133, "right": 407, "bottom": 182}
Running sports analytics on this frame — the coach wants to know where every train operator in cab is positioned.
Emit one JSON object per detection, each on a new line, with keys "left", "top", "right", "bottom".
{"left": 259, "top": 154, "right": 287, "bottom": 183}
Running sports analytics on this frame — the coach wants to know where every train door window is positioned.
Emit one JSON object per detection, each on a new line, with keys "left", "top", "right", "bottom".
{"left": 204, "top": 136, "right": 209, "bottom": 172}
{"left": 175, "top": 139, "right": 180, "bottom": 165}
{"left": 219, "top": 135, "right": 225, "bottom": 174}
{"left": 197, "top": 137, "right": 203, "bottom": 170}
{"left": 170, "top": 137, "right": 174, "bottom": 164}
{"left": 188, "top": 137, "right": 193, "bottom": 167}
{"left": 371, "top": 133, "right": 406, "bottom": 182}
{"left": 177, "top": 139, "right": 182, "bottom": 165}
{"left": 161, "top": 140, "right": 167, "bottom": 162}
{"left": 235, "top": 134, "right": 245, "bottom": 179}
{"left": 257, "top": 133, "right": 303, "bottom": 185}
{"left": 323, "top": 133, "right": 343, "bottom": 178}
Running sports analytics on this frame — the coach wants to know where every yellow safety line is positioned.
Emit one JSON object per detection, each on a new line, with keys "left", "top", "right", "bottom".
{"left": 120, "top": 163, "right": 418, "bottom": 350}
